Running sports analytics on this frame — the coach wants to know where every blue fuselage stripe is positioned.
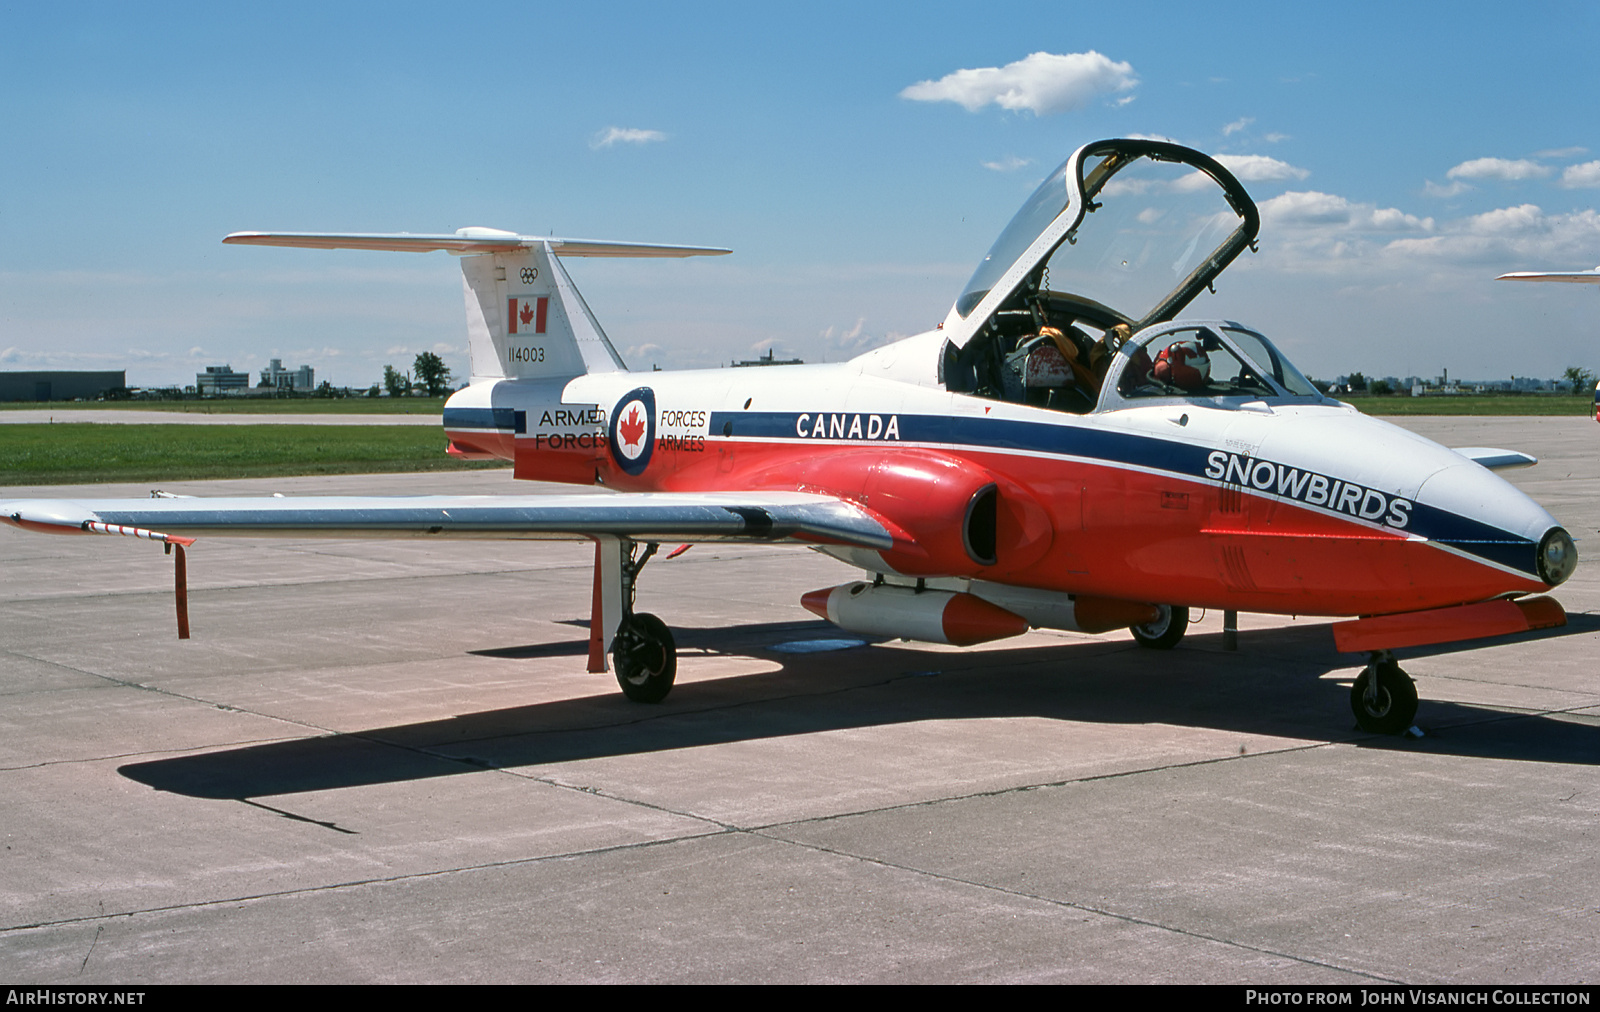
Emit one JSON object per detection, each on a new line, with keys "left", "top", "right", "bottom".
{"left": 709, "top": 410, "right": 1538, "bottom": 576}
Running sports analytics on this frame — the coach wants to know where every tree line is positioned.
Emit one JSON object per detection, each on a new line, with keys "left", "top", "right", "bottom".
{"left": 378, "top": 352, "right": 452, "bottom": 398}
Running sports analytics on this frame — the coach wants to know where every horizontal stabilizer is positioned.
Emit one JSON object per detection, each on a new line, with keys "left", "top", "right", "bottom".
{"left": 223, "top": 228, "right": 731, "bottom": 258}
{"left": 1453, "top": 447, "right": 1537, "bottom": 471}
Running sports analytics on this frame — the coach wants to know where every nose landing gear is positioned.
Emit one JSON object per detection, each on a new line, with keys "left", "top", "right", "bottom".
{"left": 1350, "top": 651, "right": 1419, "bottom": 735}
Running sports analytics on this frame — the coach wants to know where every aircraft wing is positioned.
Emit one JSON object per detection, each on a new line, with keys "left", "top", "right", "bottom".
{"left": 1495, "top": 269, "right": 1600, "bottom": 284}
{"left": 0, "top": 491, "right": 892, "bottom": 548}
{"left": 1451, "top": 447, "right": 1538, "bottom": 471}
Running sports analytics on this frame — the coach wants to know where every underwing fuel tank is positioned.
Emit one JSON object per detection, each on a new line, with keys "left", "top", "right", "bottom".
{"left": 802, "top": 583, "right": 1029, "bottom": 646}
{"left": 801, "top": 582, "right": 1162, "bottom": 646}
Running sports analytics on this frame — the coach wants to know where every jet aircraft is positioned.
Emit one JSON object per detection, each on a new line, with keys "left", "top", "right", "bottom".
{"left": 1496, "top": 266, "right": 1600, "bottom": 420}
{"left": 2, "top": 139, "right": 1578, "bottom": 734}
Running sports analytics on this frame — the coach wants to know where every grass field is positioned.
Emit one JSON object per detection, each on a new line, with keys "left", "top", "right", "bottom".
{"left": 0, "top": 397, "right": 448, "bottom": 414}
{"left": 0, "top": 424, "right": 507, "bottom": 486}
{"left": 1343, "top": 395, "right": 1594, "bottom": 416}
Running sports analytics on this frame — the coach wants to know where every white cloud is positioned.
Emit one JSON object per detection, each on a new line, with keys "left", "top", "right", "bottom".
{"left": 1382, "top": 206, "right": 1600, "bottom": 267}
{"left": 590, "top": 126, "right": 667, "bottom": 150}
{"left": 623, "top": 343, "right": 665, "bottom": 367}
{"left": 1222, "top": 117, "right": 1254, "bottom": 136}
{"left": 1263, "top": 132, "right": 1289, "bottom": 144}
{"left": 1535, "top": 146, "right": 1588, "bottom": 159}
{"left": 1445, "top": 157, "right": 1552, "bottom": 181}
{"left": 1213, "top": 154, "right": 1310, "bottom": 183}
{"left": 1463, "top": 204, "right": 1546, "bottom": 235}
{"left": 1165, "top": 154, "right": 1309, "bottom": 194}
{"left": 1260, "top": 191, "right": 1359, "bottom": 226}
{"left": 1423, "top": 179, "right": 1472, "bottom": 198}
{"left": 1259, "top": 191, "right": 1433, "bottom": 232}
{"left": 900, "top": 51, "right": 1136, "bottom": 115}
{"left": 818, "top": 316, "right": 893, "bottom": 357}
{"left": 981, "top": 155, "right": 1033, "bottom": 172}
{"left": 1559, "top": 161, "right": 1600, "bottom": 189}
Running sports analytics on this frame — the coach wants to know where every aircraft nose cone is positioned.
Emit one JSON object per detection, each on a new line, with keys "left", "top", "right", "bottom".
{"left": 1414, "top": 462, "right": 1562, "bottom": 583}
{"left": 1538, "top": 526, "right": 1577, "bottom": 587}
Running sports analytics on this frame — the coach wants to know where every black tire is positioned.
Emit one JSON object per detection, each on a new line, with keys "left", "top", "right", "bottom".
{"left": 1350, "top": 661, "right": 1418, "bottom": 734}
{"left": 1131, "top": 605, "right": 1188, "bottom": 650}
{"left": 613, "top": 612, "right": 677, "bottom": 703}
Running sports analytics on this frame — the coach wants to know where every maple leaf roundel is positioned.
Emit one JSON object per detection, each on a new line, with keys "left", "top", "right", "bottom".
{"left": 607, "top": 387, "right": 656, "bottom": 476}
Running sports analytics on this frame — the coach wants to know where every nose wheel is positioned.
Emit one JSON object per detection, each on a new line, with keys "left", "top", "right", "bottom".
{"left": 1350, "top": 653, "right": 1418, "bottom": 734}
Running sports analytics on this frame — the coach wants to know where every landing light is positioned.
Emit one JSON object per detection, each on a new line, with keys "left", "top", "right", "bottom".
{"left": 1538, "top": 527, "right": 1577, "bottom": 586}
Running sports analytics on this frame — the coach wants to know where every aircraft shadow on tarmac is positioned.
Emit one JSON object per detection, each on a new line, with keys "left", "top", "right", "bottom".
{"left": 118, "top": 615, "right": 1600, "bottom": 800}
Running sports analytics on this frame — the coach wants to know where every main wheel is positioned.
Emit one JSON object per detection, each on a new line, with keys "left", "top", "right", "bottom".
{"left": 1350, "top": 660, "right": 1418, "bottom": 734}
{"left": 1131, "top": 605, "right": 1188, "bottom": 650}
{"left": 613, "top": 612, "right": 677, "bottom": 703}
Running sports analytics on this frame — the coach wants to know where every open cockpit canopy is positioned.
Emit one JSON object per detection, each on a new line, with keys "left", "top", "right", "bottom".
{"left": 950, "top": 138, "right": 1258, "bottom": 335}
{"left": 941, "top": 139, "right": 1264, "bottom": 411}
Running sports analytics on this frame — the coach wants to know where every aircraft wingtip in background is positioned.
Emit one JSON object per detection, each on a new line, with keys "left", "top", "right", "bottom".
{"left": 1495, "top": 267, "right": 1600, "bottom": 283}
{"left": 3, "top": 137, "right": 1577, "bottom": 735}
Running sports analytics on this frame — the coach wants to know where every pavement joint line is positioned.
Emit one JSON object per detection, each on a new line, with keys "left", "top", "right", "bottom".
{"left": 370, "top": 670, "right": 942, "bottom": 748}
{"left": 1419, "top": 670, "right": 1600, "bottom": 697}
{"left": 1381, "top": 701, "right": 1600, "bottom": 735}
{"left": 0, "top": 566, "right": 590, "bottom": 604}
{"left": 0, "top": 651, "right": 335, "bottom": 728}
{"left": 511, "top": 771, "right": 743, "bottom": 832}
{"left": 0, "top": 824, "right": 745, "bottom": 936}
{"left": 744, "top": 829, "right": 1403, "bottom": 984}
{"left": 0, "top": 737, "right": 301, "bottom": 774}
{"left": 737, "top": 741, "right": 1339, "bottom": 838}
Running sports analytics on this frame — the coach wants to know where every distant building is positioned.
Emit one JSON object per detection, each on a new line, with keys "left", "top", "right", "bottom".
{"left": 0, "top": 370, "right": 126, "bottom": 402}
{"left": 197, "top": 365, "right": 250, "bottom": 395}
{"left": 732, "top": 349, "right": 804, "bottom": 368}
{"left": 261, "top": 358, "right": 315, "bottom": 391}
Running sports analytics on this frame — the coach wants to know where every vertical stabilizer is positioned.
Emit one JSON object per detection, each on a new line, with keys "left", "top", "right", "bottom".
{"left": 460, "top": 243, "right": 628, "bottom": 382}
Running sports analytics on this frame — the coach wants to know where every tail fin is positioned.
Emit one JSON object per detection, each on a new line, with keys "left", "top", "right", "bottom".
{"left": 223, "top": 228, "right": 730, "bottom": 381}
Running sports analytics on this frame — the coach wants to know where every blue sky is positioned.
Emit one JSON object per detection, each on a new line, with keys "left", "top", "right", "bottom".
{"left": 2, "top": 1, "right": 1596, "bottom": 388}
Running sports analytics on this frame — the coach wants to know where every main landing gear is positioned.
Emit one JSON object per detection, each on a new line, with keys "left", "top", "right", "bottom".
{"left": 1131, "top": 604, "right": 1189, "bottom": 650}
{"left": 595, "top": 539, "right": 679, "bottom": 703}
{"left": 614, "top": 611, "right": 676, "bottom": 703}
{"left": 1350, "top": 650, "right": 1418, "bottom": 735}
